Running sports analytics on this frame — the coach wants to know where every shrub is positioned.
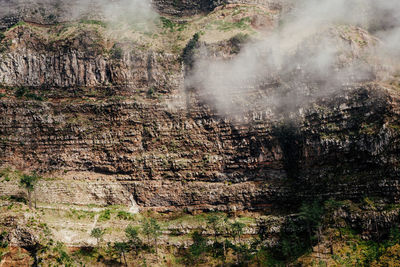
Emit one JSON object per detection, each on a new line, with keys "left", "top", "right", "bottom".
{"left": 99, "top": 209, "right": 111, "bottom": 221}
{"left": 14, "top": 86, "right": 27, "bottom": 98}
{"left": 182, "top": 33, "right": 200, "bottom": 67}
{"left": 160, "top": 17, "right": 176, "bottom": 31}
{"left": 53, "top": 241, "right": 72, "bottom": 265}
{"left": 25, "top": 92, "right": 44, "bottom": 101}
{"left": 185, "top": 231, "right": 208, "bottom": 265}
{"left": 125, "top": 225, "right": 142, "bottom": 255}
{"left": 0, "top": 231, "right": 8, "bottom": 248}
{"left": 117, "top": 210, "right": 133, "bottom": 220}
{"left": 147, "top": 86, "right": 156, "bottom": 97}
{"left": 14, "top": 87, "right": 44, "bottom": 101}
{"left": 110, "top": 45, "right": 123, "bottom": 60}
{"left": 90, "top": 227, "right": 105, "bottom": 247}
{"left": 230, "top": 33, "right": 250, "bottom": 54}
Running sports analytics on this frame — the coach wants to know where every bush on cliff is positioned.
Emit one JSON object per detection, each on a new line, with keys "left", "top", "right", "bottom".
{"left": 182, "top": 32, "right": 199, "bottom": 68}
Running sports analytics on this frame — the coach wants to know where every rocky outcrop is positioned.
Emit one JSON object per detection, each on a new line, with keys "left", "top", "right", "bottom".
{"left": 0, "top": 26, "right": 180, "bottom": 91}
{"left": 0, "top": 215, "right": 38, "bottom": 247}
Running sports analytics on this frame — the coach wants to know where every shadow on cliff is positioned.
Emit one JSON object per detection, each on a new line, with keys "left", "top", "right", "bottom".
{"left": 272, "top": 121, "right": 304, "bottom": 181}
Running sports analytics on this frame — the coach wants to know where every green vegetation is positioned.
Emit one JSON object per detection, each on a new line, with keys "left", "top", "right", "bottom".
{"left": 0, "top": 231, "right": 8, "bottom": 249}
{"left": 14, "top": 86, "right": 44, "bottom": 101}
{"left": 389, "top": 123, "right": 400, "bottom": 132}
{"left": 299, "top": 201, "right": 324, "bottom": 247}
{"left": 99, "top": 209, "right": 111, "bottom": 221}
{"left": 329, "top": 227, "right": 400, "bottom": 266}
{"left": 142, "top": 218, "right": 162, "bottom": 253}
{"left": 117, "top": 210, "right": 134, "bottom": 220}
{"left": 19, "top": 173, "right": 41, "bottom": 209}
{"left": 160, "top": 17, "right": 186, "bottom": 33}
{"left": 0, "top": 231, "right": 8, "bottom": 262}
{"left": 14, "top": 86, "right": 27, "bottom": 98}
{"left": 1, "top": 195, "right": 399, "bottom": 266}
{"left": 125, "top": 225, "right": 142, "bottom": 255}
{"left": 182, "top": 32, "right": 200, "bottom": 67}
{"left": 0, "top": 168, "right": 13, "bottom": 182}
{"left": 90, "top": 228, "right": 105, "bottom": 247}
{"left": 0, "top": 28, "right": 12, "bottom": 53}
{"left": 110, "top": 44, "right": 123, "bottom": 60}
{"left": 230, "top": 33, "right": 250, "bottom": 53}
{"left": 211, "top": 17, "right": 252, "bottom": 32}
{"left": 53, "top": 241, "right": 72, "bottom": 266}
{"left": 113, "top": 241, "right": 129, "bottom": 265}
{"left": 147, "top": 86, "right": 156, "bottom": 97}
{"left": 185, "top": 231, "right": 208, "bottom": 265}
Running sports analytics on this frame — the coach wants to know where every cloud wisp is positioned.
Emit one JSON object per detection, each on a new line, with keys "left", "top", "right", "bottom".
{"left": 186, "top": 0, "right": 400, "bottom": 118}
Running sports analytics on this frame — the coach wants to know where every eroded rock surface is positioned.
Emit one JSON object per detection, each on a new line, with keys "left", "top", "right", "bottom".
{"left": 0, "top": 1, "right": 399, "bottom": 214}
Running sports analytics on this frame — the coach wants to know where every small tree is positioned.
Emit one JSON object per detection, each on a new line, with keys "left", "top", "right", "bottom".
{"left": 230, "top": 221, "right": 246, "bottom": 265}
{"left": 230, "top": 221, "right": 245, "bottom": 244}
{"left": 19, "top": 173, "right": 40, "bottom": 209}
{"left": 142, "top": 218, "right": 152, "bottom": 244}
{"left": 299, "top": 201, "right": 324, "bottom": 257}
{"left": 185, "top": 231, "right": 208, "bottom": 265}
{"left": 91, "top": 227, "right": 105, "bottom": 247}
{"left": 299, "top": 201, "right": 323, "bottom": 245}
{"left": 114, "top": 241, "right": 129, "bottom": 266}
{"left": 207, "top": 214, "right": 223, "bottom": 242}
{"left": 207, "top": 213, "right": 230, "bottom": 262}
{"left": 125, "top": 224, "right": 142, "bottom": 256}
{"left": 142, "top": 218, "right": 161, "bottom": 254}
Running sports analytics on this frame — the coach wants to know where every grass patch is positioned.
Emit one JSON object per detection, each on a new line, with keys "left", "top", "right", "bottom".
{"left": 99, "top": 209, "right": 111, "bottom": 221}
{"left": 160, "top": 17, "right": 186, "bottom": 33}
{"left": 211, "top": 17, "right": 252, "bottom": 32}
{"left": 68, "top": 209, "right": 96, "bottom": 220}
{"left": 117, "top": 210, "right": 134, "bottom": 220}
{"left": 0, "top": 168, "right": 22, "bottom": 182}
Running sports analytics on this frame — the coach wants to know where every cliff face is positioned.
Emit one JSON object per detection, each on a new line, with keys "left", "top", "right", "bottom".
{"left": 1, "top": 83, "right": 399, "bottom": 211}
{"left": 0, "top": 0, "right": 399, "bottom": 214}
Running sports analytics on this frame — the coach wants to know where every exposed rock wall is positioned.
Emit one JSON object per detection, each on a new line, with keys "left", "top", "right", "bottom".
{"left": 0, "top": 81, "right": 399, "bottom": 211}
{"left": 0, "top": 2, "right": 399, "bottom": 213}
{"left": 0, "top": 27, "right": 180, "bottom": 90}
